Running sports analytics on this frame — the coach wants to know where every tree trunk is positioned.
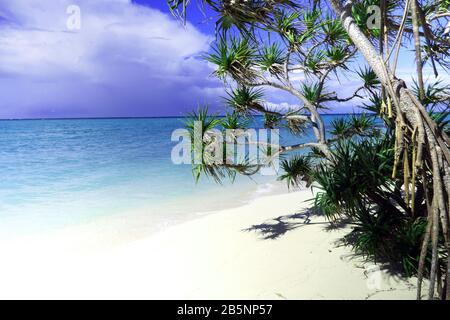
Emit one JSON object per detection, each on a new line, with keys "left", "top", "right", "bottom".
{"left": 410, "top": 0, "right": 425, "bottom": 100}
{"left": 329, "top": 0, "right": 450, "bottom": 300}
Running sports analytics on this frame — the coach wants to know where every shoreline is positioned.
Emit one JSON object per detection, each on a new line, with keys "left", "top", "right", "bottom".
{"left": 0, "top": 177, "right": 286, "bottom": 244}
{"left": 0, "top": 188, "right": 423, "bottom": 299}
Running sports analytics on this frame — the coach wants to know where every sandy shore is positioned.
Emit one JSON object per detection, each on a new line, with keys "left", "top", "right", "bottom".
{"left": 0, "top": 189, "right": 422, "bottom": 299}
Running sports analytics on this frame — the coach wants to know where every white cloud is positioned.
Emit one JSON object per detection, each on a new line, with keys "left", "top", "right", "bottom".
{"left": 265, "top": 101, "right": 302, "bottom": 112}
{"left": 0, "top": 0, "right": 223, "bottom": 118}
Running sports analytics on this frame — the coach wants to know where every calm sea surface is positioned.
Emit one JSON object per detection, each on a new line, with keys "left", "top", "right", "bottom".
{"left": 0, "top": 115, "right": 351, "bottom": 237}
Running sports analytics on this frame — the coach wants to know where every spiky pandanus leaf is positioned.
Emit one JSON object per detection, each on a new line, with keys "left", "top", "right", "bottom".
{"left": 362, "top": 93, "right": 394, "bottom": 126}
{"left": 278, "top": 155, "right": 314, "bottom": 188}
{"left": 264, "top": 113, "right": 280, "bottom": 129}
{"left": 412, "top": 80, "right": 450, "bottom": 107}
{"left": 350, "top": 114, "right": 378, "bottom": 136}
{"left": 357, "top": 66, "right": 380, "bottom": 88}
{"left": 330, "top": 117, "right": 353, "bottom": 139}
{"left": 273, "top": 9, "right": 301, "bottom": 44}
{"left": 205, "top": 37, "right": 257, "bottom": 82}
{"left": 300, "top": 82, "right": 328, "bottom": 108}
{"left": 171, "top": 0, "right": 300, "bottom": 38}
{"left": 221, "top": 112, "right": 249, "bottom": 130}
{"left": 184, "top": 105, "right": 222, "bottom": 137}
{"left": 225, "top": 86, "right": 266, "bottom": 115}
{"left": 185, "top": 107, "right": 260, "bottom": 183}
{"left": 304, "top": 51, "right": 326, "bottom": 73}
{"left": 325, "top": 45, "right": 349, "bottom": 66}
{"left": 322, "top": 17, "right": 348, "bottom": 44}
{"left": 425, "top": 99, "right": 450, "bottom": 136}
{"left": 303, "top": 8, "right": 321, "bottom": 31}
{"left": 257, "top": 43, "right": 286, "bottom": 75}
{"left": 330, "top": 114, "right": 379, "bottom": 139}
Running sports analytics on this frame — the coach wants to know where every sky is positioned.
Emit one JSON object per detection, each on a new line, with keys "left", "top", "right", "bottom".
{"left": 0, "top": 0, "right": 223, "bottom": 118}
{"left": 0, "top": 0, "right": 433, "bottom": 119}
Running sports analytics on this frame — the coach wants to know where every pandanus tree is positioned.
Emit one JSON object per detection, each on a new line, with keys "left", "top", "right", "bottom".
{"left": 167, "top": 0, "right": 450, "bottom": 299}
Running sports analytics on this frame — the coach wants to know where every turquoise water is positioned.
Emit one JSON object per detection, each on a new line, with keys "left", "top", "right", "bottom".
{"left": 0, "top": 115, "right": 347, "bottom": 237}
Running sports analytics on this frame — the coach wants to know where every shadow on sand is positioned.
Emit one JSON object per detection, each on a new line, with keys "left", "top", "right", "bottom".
{"left": 243, "top": 208, "right": 346, "bottom": 240}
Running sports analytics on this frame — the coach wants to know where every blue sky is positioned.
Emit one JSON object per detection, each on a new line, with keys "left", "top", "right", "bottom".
{"left": 0, "top": 0, "right": 222, "bottom": 118}
{"left": 134, "top": 0, "right": 216, "bottom": 33}
{"left": 0, "top": 0, "right": 435, "bottom": 119}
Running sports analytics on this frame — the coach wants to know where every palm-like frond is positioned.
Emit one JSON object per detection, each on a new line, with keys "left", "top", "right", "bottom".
{"left": 330, "top": 117, "right": 353, "bottom": 138}
{"left": 221, "top": 112, "right": 249, "bottom": 130}
{"left": 184, "top": 105, "right": 221, "bottom": 137}
{"left": 303, "top": 8, "right": 321, "bottom": 31}
{"left": 357, "top": 66, "right": 380, "bottom": 88}
{"left": 412, "top": 80, "right": 450, "bottom": 106}
{"left": 351, "top": 114, "right": 379, "bottom": 137}
{"left": 169, "top": 0, "right": 299, "bottom": 38}
{"left": 362, "top": 93, "right": 396, "bottom": 128}
{"left": 278, "top": 155, "right": 313, "bottom": 189}
{"left": 257, "top": 43, "right": 285, "bottom": 75}
{"left": 285, "top": 114, "right": 308, "bottom": 135}
{"left": 184, "top": 106, "right": 260, "bottom": 183}
{"left": 330, "top": 114, "right": 379, "bottom": 139}
{"left": 205, "top": 37, "right": 257, "bottom": 81}
{"left": 300, "top": 82, "right": 328, "bottom": 107}
{"left": 312, "top": 135, "right": 395, "bottom": 218}
{"left": 322, "top": 17, "right": 348, "bottom": 44}
{"left": 264, "top": 113, "right": 280, "bottom": 129}
{"left": 429, "top": 105, "right": 450, "bottom": 135}
{"left": 225, "top": 86, "right": 266, "bottom": 115}
{"left": 325, "top": 45, "right": 349, "bottom": 66}
{"left": 273, "top": 9, "right": 301, "bottom": 44}
{"left": 304, "top": 51, "right": 326, "bottom": 73}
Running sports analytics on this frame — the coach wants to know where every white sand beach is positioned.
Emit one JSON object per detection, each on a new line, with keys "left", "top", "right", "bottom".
{"left": 0, "top": 189, "right": 423, "bottom": 300}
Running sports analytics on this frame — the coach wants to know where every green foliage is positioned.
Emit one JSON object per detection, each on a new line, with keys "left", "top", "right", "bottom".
{"left": 322, "top": 18, "right": 348, "bottom": 44}
{"left": 438, "top": 0, "right": 450, "bottom": 11}
{"left": 285, "top": 115, "right": 308, "bottom": 135}
{"left": 345, "top": 215, "right": 428, "bottom": 277}
{"left": 429, "top": 105, "right": 450, "bottom": 135}
{"left": 351, "top": 0, "right": 378, "bottom": 34}
{"left": 412, "top": 80, "right": 449, "bottom": 106}
{"left": 300, "top": 82, "right": 321, "bottom": 104}
{"left": 221, "top": 112, "right": 249, "bottom": 130}
{"left": 184, "top": 106, "right": 227, "bottom": 183}
{"left": 184, "top": 105, "right": 222, "bottom": 137}
{"left": 168, "top": 0, "right": 450, "bottom": 281}
{"left": 303, "top": 8, "right": 321, "bottom": 31}
{"left": 325, "top": 45, "right": 349, "bottom": 66}
{"left": 205, "top": 37, "right": 256, "bottom": 81}
{"left": 257, "top": 43, "right": 286, "bottom": 74}
{"left": 411, "top": 80, "right": 450, "bottom": 134}
{"left": 278, "top": 155, "right": 313, "bottom": 189}
{"left": 350, "top": 0, "right": 391, "bottom": 37}
{"left": 273, "top": 10, "right": 301, "bottom": 44}
{"left": 330, "top": 117, "right": 351, "bottom": 138}
{"left": 362, "top": 93, "right": 395, "bottom": 127}
{"left": 349, "top": 114, "right": 379, "bottom": 136}
{"left": 304, "top": 51, "right": 326, "bottom": 73}
{"left": 313, "top": 136, "right": 395, "bottom": 213}
{"left": 225, "top": 86, "right": 265, "bottom": 115}
{"left": 263, "top": 113, "right": 280, "bottom": 129}
{"left": 311, "top": 133, "right": 431, "bottom": 275}
{"left": 185, "top": 105, "right": 259, "bottom": 183}
{"left": 357, "top": 66, "right": 380, "bottom": 88}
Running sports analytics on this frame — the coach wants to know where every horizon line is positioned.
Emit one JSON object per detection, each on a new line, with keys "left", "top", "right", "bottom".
{"left": 0, "top": 113, "right": 369, "bottom": 121}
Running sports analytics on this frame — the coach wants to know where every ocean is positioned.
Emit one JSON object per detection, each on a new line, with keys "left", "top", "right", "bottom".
{"left": 0, "top": 115, "right": 349, "bottom": 238}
